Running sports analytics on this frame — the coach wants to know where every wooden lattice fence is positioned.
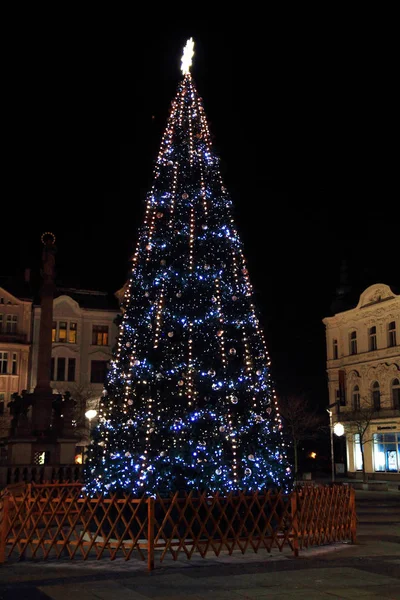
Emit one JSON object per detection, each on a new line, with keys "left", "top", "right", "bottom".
{"left": 0, "top": 483, "right": 356, "bottom": 570}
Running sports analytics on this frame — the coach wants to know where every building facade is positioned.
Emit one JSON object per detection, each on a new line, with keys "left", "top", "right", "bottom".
{"left": 323, "top": 283, "right": 400, "bottom": 480}
{"left": 0, "top": 285, "right": 33, "bottom": 437}
{"left": 0, "top": 284, "right": 120, "bottom": 447}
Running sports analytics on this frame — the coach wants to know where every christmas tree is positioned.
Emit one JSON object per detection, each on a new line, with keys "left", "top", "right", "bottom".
{"left": 84, "top": 39, "right": 292, "bottom": 496}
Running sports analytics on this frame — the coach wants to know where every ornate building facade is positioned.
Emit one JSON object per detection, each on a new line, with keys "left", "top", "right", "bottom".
{"left": 0, "top": 280, "right": 33, "bottom": 437}
{"left": 323, "top": 283, "right": 400, "bottom": 480}
{"left": 0, "top": 282, "right": 120, "bottom": 446}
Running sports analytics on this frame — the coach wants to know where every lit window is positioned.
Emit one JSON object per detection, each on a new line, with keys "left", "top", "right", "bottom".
{"left": 372, "top": 381, "right": 380, "bottom": 411}
{"left": 392, "top": 378, "right": 400, "bottom": 410}
{"left": 368, "top": 326, "right": 377, "bottom": 351}
{"left": 52, "top": 321, "right": 57, "bottom": 342}
{"left": 354, "top": 434, "right": 363, "bottom": 471}
{"left": 12, "top": 353, "right": 17, "bottom": 375}
{"left": 388, "top": 321, "right": 397, "bottom": 347}
{"left": 0, "top": 352, "right": 8, "bottom": 374}
{"left": 373, "top": 433, "right": 399, "bottom": 473}
{"left": 69, "top": 322, "right": 77, "bottom": 344}
{"left": 34, "top": 451, "right": 50, "bottom": 465}
{"left": 58, "top": 322, "right": 67, "bottom": 342}
{"left": 349, "top": 331, "right": 357, "bottom": 355}
{"left": 92, "top": 325, "right": 109, "bottom": 346}
{"left": 352, "top": 385, "right": 360, "bottom": 410}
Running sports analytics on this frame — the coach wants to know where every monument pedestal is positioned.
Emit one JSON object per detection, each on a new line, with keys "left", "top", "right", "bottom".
{"left": 7, "top": 437, "right": 77, "bottom": 466}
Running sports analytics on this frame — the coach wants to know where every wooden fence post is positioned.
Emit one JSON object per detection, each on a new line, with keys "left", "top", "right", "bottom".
{"left": 350, "top": 487, "right": 357, "bottom": 544}
{"left": 290, "top": 491, "right": 299, "bottom": 558}
{"left": 0, "top": 494, "right": 9, "bottom": 564}
{"left": 147, "top": 496, "right": 155, "bottom": 572}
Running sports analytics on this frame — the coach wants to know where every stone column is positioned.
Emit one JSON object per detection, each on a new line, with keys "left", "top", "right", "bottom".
{"left": 31, "top": 233, "right": 56, "bottom": 434}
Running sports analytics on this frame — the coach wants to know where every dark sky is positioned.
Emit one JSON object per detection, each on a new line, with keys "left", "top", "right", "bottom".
{"left": 2, "top": 23, "right": 397, "bottom": 410}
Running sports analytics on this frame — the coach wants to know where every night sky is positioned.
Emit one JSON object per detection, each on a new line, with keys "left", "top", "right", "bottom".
{"left": 3, "top": 24, "right": 397, "bottom": 412}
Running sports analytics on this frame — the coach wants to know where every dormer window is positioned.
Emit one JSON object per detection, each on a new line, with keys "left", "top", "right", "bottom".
{"left": 368, "top": 326, "right": 377, "bottom": 351}
{"left": 349, "top": 331, "right": 357, "bottom": 355}
{"left": 333, "top": 339, "right": 338, "bottom": 359}
{"left": 388, "top": 321, "right": 397, "bottom": 347}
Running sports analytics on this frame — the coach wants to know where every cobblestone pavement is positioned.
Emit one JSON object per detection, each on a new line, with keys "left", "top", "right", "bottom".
{"left": 0, "top": 489, "right": 399, "bottom": 600}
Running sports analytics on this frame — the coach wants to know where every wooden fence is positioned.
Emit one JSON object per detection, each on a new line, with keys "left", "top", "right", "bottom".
{"left": 0, "top": 483, "right": 356, "bottom": 571}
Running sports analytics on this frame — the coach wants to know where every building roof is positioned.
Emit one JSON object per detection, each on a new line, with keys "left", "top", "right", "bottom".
{"left": 54, "top": 287, "right": 120, "bottom": 311}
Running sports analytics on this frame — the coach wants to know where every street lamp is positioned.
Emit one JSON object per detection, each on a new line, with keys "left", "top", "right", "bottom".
{"left": 85, "top": 409, "right": 97, "bottom": 436}
{"left": 327, "top": 405, "right": 345, "bottom": 483}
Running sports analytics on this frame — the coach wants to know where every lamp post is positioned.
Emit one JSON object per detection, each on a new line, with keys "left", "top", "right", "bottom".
{"left": 327, "top": 403, "right": 344, "bottom": 483}
{"left": 85, "top": 409, "right": 97, "bottom": 438}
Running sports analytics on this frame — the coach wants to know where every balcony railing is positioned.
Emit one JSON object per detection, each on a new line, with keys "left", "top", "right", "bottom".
{"left": 0, "top": 332, "right": 28, "bottom": 344}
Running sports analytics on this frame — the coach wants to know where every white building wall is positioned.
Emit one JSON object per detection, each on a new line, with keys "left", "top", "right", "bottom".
{"left": 323, "top": 283, "right": 400, "bottom": 480}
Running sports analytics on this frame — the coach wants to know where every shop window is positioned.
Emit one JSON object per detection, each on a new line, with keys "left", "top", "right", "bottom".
{"left": 354, "top": 434, "right": 363, "bottom": 471}
{"left": 373, "top": 433, "right": 399, "bottom": 473}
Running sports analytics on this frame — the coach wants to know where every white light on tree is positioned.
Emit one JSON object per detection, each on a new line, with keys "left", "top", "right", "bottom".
{"left": 181, "top": 37, "right": 195, "bottom": 74}
{"left": 333, "top": 422, "right": 344, "bottom": 436}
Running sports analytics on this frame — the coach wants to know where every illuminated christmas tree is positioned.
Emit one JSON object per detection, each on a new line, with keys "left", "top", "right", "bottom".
{"left": 84, "top": 39, "right": 292, "bottom": 496}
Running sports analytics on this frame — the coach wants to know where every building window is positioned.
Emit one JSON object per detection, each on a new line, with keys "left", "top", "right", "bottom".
{"left": 368, "top": 326, "right": 377, "bottom": 351}
{"left": 52, "top": 322, "right": 57, "bottom": 342}
{"left": 58, "top": 322, "right": 67, "bottom": 343}
{"left": 0, "top": 314, "right": 3, "bottom": 332}
{"left": 67, "top": 358, "right": 76, "bottom": 382}
{"left": 354, "top": 434, "right": 363, "bottom": 471}
{"left": 372, "top": 381, "right": 380, "bottom": 411}
{"left": 388, "top": 321, "right": 397, "bottom": 347}
{"left": 0, "top": 393, "right": 4, "bottom": 415}
{"left": 50, "top": 357, "right": 55, "bottom": 381}
{"left": 69, "top": 322, "right": 77, "bottom": 344}
{"left": 349, "top": 331, "right": 357, "bottom": 355}
{"left": 373, "top": 433, "right": 399, "bottom": 473}
{"left": 333, "top": 339, "right": 338, "bottom": 359}
{"left": 0, "top": 352, "right": 8, "bottom": 374}
{"left": 6, "top": 315, "right": 18, "bottom": 333}
{"left": 92, "top": 325, "right": 109, "bottom": 346}
{"left": 12, "top": 353, "right": 17, "bottom": 375}
{"left": 56, "top": 357, "right": 66, "bottom": 381}
{"left": 352, "top": 385, "right": 360, "bottom": 410}
{"left": 392, "top": 378, "right": 400, "bottom": 410}
{"left": 90, "top": 360, "right": 108, "bottom": 384}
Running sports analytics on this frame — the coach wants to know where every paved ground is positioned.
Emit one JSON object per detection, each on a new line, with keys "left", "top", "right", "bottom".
{"left": 0, "top": 488, "right": 399, "bottom": 599}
